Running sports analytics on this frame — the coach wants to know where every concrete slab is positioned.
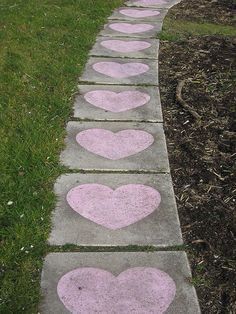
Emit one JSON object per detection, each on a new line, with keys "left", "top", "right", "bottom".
{"left": 74, "top": 85, "right": 162, "bottom": 122}
{"left": 80, "top": 57, "right": 158, "bottom": 86}
{"left": 125, "top": 0, "right": 182, "bottom": 9}
{"left": 60, "top": 121, "right": 169, "bottom": 172}
{"left": 48, "top": 173, "right": 182, "bottom": 246}
{"left": 40, "top": 252, "right": 200, "bottom": 313}
{"left": 90, "top": 37, "right": 159, "bottom": 60}
{"left": 109, "top": 7, "right": 168, "bottom": 22}
{"left": 100, "top": 20, "right": 162, "bottom": 39}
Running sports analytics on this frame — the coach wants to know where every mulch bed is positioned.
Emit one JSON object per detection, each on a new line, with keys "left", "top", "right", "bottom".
{"left": 169, "top": 0, "right": 236, "bottom": 26}
{"left": 159, "top": 1, "right": 236, "bottom": 313}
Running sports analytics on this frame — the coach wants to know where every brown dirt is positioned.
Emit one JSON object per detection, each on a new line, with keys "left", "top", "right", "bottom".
{"left": 159, "top": 1, "right": 236, "bottom": 313}
{"left": 169, "top": 0, "right": 236, "bottom": 26}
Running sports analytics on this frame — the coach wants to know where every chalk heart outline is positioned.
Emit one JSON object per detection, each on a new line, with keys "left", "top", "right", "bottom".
{"left": 119, "top": 8, "right": 161, "bottom": 18}
{"left": 101, "top": 39, "right": 151, "bottom": 53}
{"left": 84, "top": 90, "right": 151, "bottom": 113}
{"left": 134, "top": 0, "right": 167, "bottom": 5}
{"left": 109, "top": 22, "right": 154, "bottom": 34}
{"left": 66, "top": 184, "right": 161, "bottom": 229}
{"left": 57, "top": 267, "right": 176, "bottom": 313}
{"left": 92, "top": 61, "right": 149, "bottom": 79}
{"left": 76, "top": 129, "right": 154, "bottom": 160}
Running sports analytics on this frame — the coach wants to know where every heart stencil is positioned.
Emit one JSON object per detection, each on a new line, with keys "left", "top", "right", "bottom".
{"left": 109, "top": 22, "right": 154, "bottom": 34}
{"left": 67, "top": 184, "right": 161, "bottom": 229}
{"left": 101, "top": 40, "right": 151, "bottom": 53}
{"left": 57, "top": 267, "right": 176, "bottom": 313}
{"left": 120, "top": 8, "right": 160, "bottom": 18}
{"left": 92, "top": 62, "right": 149, "bottom": 78}
{"left": 134, "top": 0, "right": 167, "bottom": 5}
{"left": 76, "top": 129, "right": 154, "bottom": 160}
{"left": 84, "top": 90, "right": 150, "bottom": 112}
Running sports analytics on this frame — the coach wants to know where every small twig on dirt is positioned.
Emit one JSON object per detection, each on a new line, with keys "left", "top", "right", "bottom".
{"left": 208, "top": 168, "right": 226, "bottom": 181}
{"left": 192, "top": 239, "right": 214, "bottom": 251}
{"left": 176, "top": 79, "right": 202, "bottom": 120}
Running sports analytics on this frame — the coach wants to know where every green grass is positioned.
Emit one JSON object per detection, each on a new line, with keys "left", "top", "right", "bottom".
{"left": 0, "top": 0, "right": 123, "bottom": 312}
{"left": 1, "top": 0, "right": 235, "bottom": 312}
{"left": 159, "top": 18, "right": 236, "bottom": 41}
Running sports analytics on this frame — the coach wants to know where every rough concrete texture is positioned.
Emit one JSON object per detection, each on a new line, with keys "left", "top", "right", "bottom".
{"left": 74, "top": 84, "right": 163, "bottom": 122}
{"left": 67, "top": 183, "right": 161, "bottom": 230}
{"left": 48, "top": 173, "right": 182, "bottom": 246}
{"left": 80, "top": 57, "right": 158, "bottom": 85}
{"left": 60, "top": 121, "right": 169, "bottom": 172}
{"left": 90, "top": 37, "right": 159, "bottom": 60}
{"left": 100, "top": 20, "right": 163, "bottom": 39}
{"left": 125, "top": 0, "right": 182, "bottom": 9}
{"left": 108, "top": 7, "right": 168, "bottom": 22}
{"left": 57, "top": 267, "right": 176, "bottom": 313}
{"left": 40, "top": 252, "right": 201, "bottom": 313}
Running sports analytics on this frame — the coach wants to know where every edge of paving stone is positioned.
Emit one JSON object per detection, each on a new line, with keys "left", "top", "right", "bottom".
{"left": 73, "top": 84, "right": 163, "bottom": 122}
{"left": 40, "top": 251, "right": 201, "bottom": 313}
{"left": 124, "top": 0, "right": 182, "bottom": 9}
{"left": 108, "top": 7, "right": 169, "bottom": 22}
{"left": 99, "top": 20, "right": 164, "bottom": 40}
{"left": 48, "top": 172, "right": 183, "bottom": 247}
{"left": 89, "top": 37, "right": 160, "bottom": 60}
{"left": 79, "top": 57, "right": 159, "bottom": 86}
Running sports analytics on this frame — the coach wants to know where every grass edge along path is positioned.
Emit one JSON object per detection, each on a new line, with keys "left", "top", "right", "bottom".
{"left": 159, "top": 18, "right": 236, "bottom": 41}
{"left": 0, "top": 1, "right": 123, "bottom": 312}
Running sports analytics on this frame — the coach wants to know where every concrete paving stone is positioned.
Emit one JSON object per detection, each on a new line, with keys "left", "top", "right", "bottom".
{"left": 90, "top": 36, "right": 159, "bottom": 60}
{"left": 99, "top": 20, "right": 162, "bottom": 39}
{"left": 60, "top": 121, "right": 169, "bottom": 172}
{"left": 74, "top": 84, "right": 163, "bottom": 122}
{"left": 108, "top": 7, "right": 168, "bottom": 22}
{"left": 48, "top": 173, "right": 182, "bottom": 246}
{"left": 125, "top": 0, "right": 182, "bottom": 9}
{"left": 80, "top": 57, "right": 158, "bottom": 85}
{"left": 40, "top": 251, "right": 200, "bottom": 313}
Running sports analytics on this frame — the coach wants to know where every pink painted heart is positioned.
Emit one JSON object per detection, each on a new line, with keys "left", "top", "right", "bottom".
{"left": 134, "top": 0, "right": 167, "bottom": 5}
{"left": 57, "top": 267, "right": 176, "bottom": 313}
{"left": 66, "top": 184, "right": 161, "bottom": 229}
{"left": 120, "top": 8, "right": 161, "bottom": 18}
{"left": 101, "top": 40, "right": 151, "bottom": 53}
{"left": 92, "top": 62, "right": 149, "bottom": 78}
{"left": 76, "top": 129, "right": 154, "bottom": 160}
{"left": 109, "top": 22, "right": 154, "bottom": 34}
{"left": 84, "top": 90, "right": 150, "bottom": 113}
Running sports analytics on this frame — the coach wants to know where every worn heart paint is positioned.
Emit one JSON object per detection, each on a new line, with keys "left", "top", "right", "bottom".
{"left": 84, "top": 90, "right": 150, "bottom": 113}
{"left": 67, "top": 184, "right": 161, "bottom": 229}
{"left": 101, "top": 40, "right": 151, "bottom": 53}
{"left": 92, "top": 62, "right": 149, "bottom": 78}
{"left": 134, "top": 0, "right": 167, "bottom": 5}
{"left": 57, "top": 267, "right": 176, "bottom": 313}
{"left": 76, "top": 129, "right": 154, "bottom": 160}
{"left": 109, "top": 22, "right": 154, "bottom": 34}
{"left": 119, "top": 8, "right": 161, "bottom": 18}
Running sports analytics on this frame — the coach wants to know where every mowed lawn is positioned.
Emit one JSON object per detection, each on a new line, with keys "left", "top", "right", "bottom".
{"left": 0, "top": 0, "right": 123, "bottom": 312}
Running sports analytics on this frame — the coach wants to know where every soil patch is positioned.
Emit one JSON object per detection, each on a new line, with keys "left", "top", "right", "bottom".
{"left": 169, "top": 0, "right": 235, "bottom": 26}
{"left": 160, "top": 1, "right": 236, "bottom": 313}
